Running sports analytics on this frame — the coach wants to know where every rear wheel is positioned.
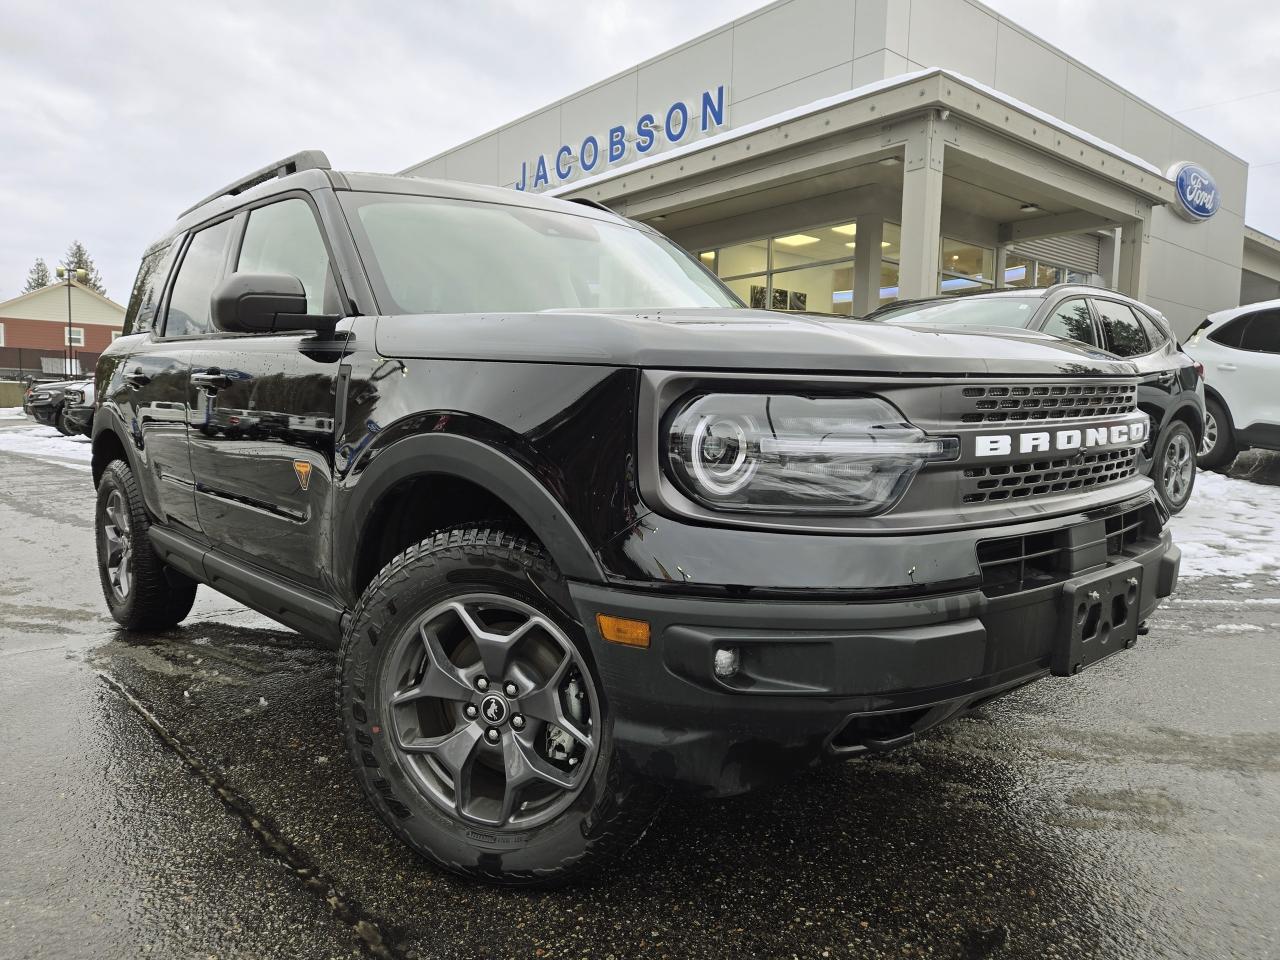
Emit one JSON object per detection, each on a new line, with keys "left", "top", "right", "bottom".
{"left": 1154, "top": 420, "right": 1196, "bottom": 514}
{"left": 95, "top": 459, "right": 197, "bottom": 630}
{"left": 1197, "top": 397, "right": 1237, "bottom": 471}
{"left": 339, "top": 527, "right": 663, "bottom": 886}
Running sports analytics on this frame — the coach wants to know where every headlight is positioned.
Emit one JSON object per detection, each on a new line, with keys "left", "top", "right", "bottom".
{"left": 65, "top": 391, "right": 83, "bottom": 404}
{"left": 32, "top": 392, "right": 50, "bottom": 401}
{"left": 665, "top": 394, "right": 957, "bottom": 515}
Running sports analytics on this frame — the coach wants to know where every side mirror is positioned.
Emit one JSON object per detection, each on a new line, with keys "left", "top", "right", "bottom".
{"left": 210, "top": 273, "right": 334, "bottom": 335}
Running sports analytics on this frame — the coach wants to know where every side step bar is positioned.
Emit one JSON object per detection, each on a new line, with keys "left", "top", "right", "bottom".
{"left": 149, "top": 526, "right": 344, "bottom": 646}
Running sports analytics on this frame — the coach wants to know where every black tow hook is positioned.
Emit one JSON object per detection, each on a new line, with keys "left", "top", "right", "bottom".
{"left": 1137, "top": 621, "right": 1150, "bottom": 636}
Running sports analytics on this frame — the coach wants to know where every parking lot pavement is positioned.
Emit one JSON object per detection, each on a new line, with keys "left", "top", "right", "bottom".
{"left": 1, "top": 442, "right": 1278, "bottom": 960}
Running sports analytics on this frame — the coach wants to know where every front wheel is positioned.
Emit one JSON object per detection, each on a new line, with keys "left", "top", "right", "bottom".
{"left": 55, "top": 405, "right": 73, "bottom": 436}
{"left": 1154, "top": 420, "right": 1197, "bottom": 514}
{"left": 95, "top": 459, "right": 197, "bottom": 630}
{"left": 1197, "top": 397, "right": 1238, "bottom": 472}
{"left": 339, "top": 527, "right": 663, "bottom": 886}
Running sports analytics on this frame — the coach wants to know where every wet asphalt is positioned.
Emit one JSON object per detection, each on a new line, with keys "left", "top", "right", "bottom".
{"left": 1, "top": 442, "right": 1278, "bottom": 960}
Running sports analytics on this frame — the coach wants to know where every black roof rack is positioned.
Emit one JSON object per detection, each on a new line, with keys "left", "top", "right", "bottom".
{"left": 565, "top": 197, "right": 615, "bottom": 214}
{"left": 178, "top": 150, "right": 331, "bottom": 219}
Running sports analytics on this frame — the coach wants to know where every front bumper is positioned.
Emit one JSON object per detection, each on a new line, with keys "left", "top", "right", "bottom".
{"left": 26, "top": 401, "right": 58, "bottom": 426}
{"left": 570, "top": 500, "right": 1180, "bottom": 796}
{"left": 63, "top": 404, "right": 94, "bottom": 436}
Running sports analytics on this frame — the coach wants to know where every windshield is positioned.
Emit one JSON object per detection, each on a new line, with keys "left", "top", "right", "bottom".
{"left": 341, "top": 193, "right": 740, "bottom": 315}
{"left": 874, "top": 297, "right": 1041, "bottom": 328}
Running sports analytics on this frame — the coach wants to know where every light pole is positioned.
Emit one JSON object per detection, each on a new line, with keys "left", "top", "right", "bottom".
{"left": 55, "top": 266, "right": 86, "bottom": 377}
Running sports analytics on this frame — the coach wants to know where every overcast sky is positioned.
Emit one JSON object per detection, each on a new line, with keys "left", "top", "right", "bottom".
{"left": 2, "top": 0, "right": 1278, "bottom": 304}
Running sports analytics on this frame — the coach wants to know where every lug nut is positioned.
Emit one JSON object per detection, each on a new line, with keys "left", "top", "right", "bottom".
{"left": 464, "top": 704, "right": 479, "bottom": 720}
{"left": 503, "top": 681, "right": 518, "bottom": 697}
{"left": 511, "top": 714, "right": 525, "bottom": 730}
{"left": 476, "top": 676, "right": 489, "bottom": 692}
{"left": 485, "top": 728, "right": 501, "bottom": 744}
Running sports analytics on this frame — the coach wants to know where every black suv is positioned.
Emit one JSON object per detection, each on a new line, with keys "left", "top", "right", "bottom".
{"left": 92, "top": 152, "right": 1181, "bottom": 885}
{"left": 870, "top": 289, "right": 1205, "bottom": 513}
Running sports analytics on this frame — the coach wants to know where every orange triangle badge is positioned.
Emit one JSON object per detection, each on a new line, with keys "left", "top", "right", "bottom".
{"left": 293, "top": 460, "right": 313, "bottom": 491}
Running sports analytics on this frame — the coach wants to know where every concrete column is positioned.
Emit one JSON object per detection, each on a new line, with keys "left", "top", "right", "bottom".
{"left": 897, "top": 117, "right": 945, "bottom": 299}
{"left": 852, "top": 216, "right": 884, "bottom": 317}
{"left": 1116, "top": 212, "right": 1149, "bottom": 300}
{"left": 994, "top": 246, "right": 1009, "bottom": 289}
{"left": 1099, "top": 228, "right": 1120, "bottom": 290}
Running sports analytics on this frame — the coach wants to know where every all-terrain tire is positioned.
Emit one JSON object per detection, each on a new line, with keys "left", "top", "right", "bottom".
{"left": 55, "top": 405, "right": 73, "bottom": 436}
{"left": 338, "top": 526, "right": 664, "bottom": 887}
{"left": 95, "top": 459, "right": 197, "bottom": 630}
{"left": 1197, "top": 396, "right": 1238, "bottom": 472}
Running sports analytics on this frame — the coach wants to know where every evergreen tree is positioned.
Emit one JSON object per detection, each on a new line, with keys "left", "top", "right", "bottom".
{"left": 59, "top": 240, "right": 106, "bottom": 294}
{"left": 22, "top": 257, "right": 51, "bottom": 293}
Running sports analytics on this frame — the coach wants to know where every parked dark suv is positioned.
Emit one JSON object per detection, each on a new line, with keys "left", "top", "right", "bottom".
{"left": 92, "top": 152, "right": 1181, "bottom": 885}
{"left": 870, "top": 290, "right": 1205, "bottom": 513}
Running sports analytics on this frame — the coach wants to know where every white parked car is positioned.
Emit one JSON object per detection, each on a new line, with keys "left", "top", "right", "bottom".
{"left": 1184, "top": 299, "right": 1280, "bottom": 469}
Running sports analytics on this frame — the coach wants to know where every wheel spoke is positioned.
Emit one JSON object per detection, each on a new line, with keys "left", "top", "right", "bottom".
{"left": 503, "top": 730, "right": 576, "bottom": 795}
{"left": 449, "top": 601, "right": 545, "bottom": 679}
{"left": 391, "top": 625, "right": 474, "bottom": 705}
{"left": 518, "top": 652, "right": 593, "bottom": 749}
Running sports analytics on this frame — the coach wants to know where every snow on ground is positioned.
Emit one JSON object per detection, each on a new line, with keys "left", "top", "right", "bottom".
{"left": 0, "top": 407, "right": 27, "bottom": 420}
{"left": 0, "top": 422, "right": 1274, "bottom": 578}
{"left": 0, "top": 424, "right": 92, "bottom": 469}
{"left": 1169, "top": 469, "right": 1280, "bottom": 580}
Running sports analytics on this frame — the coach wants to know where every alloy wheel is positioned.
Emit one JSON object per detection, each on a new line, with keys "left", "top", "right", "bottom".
{"left": 381, "top": 593, "right": 599, "bottom": 831}
{"left": 1162, "top": 432, "right": 1194, "bottom": 504}
{"left": 1199, "top": 411, "right": 1218, "bottom": 458}
{"left": 102, "top": 489, "right": 133, "bottom": 600}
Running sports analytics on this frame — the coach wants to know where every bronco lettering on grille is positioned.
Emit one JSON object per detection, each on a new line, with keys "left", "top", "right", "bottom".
{"left": 975, "top": 419, "right": 1147, "bottom": 457}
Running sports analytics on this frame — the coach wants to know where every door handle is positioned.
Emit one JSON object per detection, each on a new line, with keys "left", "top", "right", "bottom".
{"left": 1217, "top": 363, "right": 1238, "bottom": 372}
{"left": 123, "top": 368, "right": 150, "bottom": 389}
{"left": 191, "top": 370, "right": 232, "bottom": 392}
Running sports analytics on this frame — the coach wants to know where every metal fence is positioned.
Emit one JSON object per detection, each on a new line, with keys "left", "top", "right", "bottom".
{"left": 0, "top": 348, "right": 101, "bottom": 382}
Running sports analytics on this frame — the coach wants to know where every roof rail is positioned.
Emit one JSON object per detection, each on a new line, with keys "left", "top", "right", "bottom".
{"left": 565, "top": 197, "right": 615, "bottom": 215}
{"left": 178, "top": 150, "right": 331, "bottom": 219}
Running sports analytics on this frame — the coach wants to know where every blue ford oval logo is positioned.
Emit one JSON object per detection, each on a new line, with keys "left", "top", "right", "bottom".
{"left": 1168, "top": 161, "right": 1220, "bottom": 222}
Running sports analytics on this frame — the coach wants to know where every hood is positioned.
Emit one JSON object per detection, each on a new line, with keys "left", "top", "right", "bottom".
{"left": 374, "top": 308, "right": 1138, "bottom": 378}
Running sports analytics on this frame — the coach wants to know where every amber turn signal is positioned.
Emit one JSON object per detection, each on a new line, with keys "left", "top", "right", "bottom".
{"left": 596, "top": 614, "right": 650, "bottom": 648}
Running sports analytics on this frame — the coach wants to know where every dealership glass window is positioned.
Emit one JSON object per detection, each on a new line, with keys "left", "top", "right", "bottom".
{"left": 697, "top": 220, "right": 901, "bottom": 315}
{"left": 1003, "top": 255, "right": 1035, "bottom": 288}
{"left": 64, "top": 327, "right": 85, "bottom": 347}
{"left": 939, "top": 238, "right": 995, "bottom": 294}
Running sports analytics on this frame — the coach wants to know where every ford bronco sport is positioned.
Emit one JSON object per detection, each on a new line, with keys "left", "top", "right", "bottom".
{"left": 93, "top": 151, "right": 1181, "bottom": 885}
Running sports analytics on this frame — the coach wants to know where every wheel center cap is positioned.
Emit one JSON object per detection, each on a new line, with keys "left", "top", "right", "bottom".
{"left": 480, "top": 694, "right": 509, "bottom": 725}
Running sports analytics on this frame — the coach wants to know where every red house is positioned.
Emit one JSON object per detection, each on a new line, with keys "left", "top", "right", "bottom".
{"left": 0, "top": 280, "right": 125, "bottom": 379}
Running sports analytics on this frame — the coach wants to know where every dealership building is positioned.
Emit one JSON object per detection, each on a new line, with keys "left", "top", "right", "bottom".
{"left": 404, "top": 0, "right": 1280, "bottom": 338}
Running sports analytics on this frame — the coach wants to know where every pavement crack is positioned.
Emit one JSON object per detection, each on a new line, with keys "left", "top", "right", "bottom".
{"left": 97, "top": 670, "right": 406, "bottom": 960}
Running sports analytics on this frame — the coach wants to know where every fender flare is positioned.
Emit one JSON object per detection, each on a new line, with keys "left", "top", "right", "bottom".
{"left": 1158, "top": 398, "right": 1206, "bottom": 444}
{"left": 339, "top": 432, "right": 606, "bottom": 589}
{"left": 90, "top": 407, "right": 141, "bottom": 486}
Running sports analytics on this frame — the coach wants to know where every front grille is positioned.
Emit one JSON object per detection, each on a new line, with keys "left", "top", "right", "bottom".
{"left": 976, "top": 529, "right": 1069, "bottom": 595}
{"left": 961, "top": 449, "right": 1138, "bottom": 505}
{"left": 959, "top": 383, "right": 1136, "bottom": 423}
{"left": 977, "top": 505, "right": 1153, "bottom": 596}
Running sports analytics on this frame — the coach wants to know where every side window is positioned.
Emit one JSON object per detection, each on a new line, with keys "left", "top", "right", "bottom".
{"left": 235, "top": 198, "right": 338, "bottom": 315}
{"left": 1095, "top": 300, "right": 1150, "bottom": 357}
{"left": 124, "top": 239, "right": 176, "bottom": 335}
{"left": 1208, "top": 315, "right": 1248, "bottom": 348}
{"left": 1042, "top": 298, "right": 1098, "bottom": 346}
{"left": 1136, "top": 310, "right": 1170, "bottom": 349}
{"left": 164, "top": 220, "right": 234, "bottom": 337}
{"left": 1238, "top": 310, "right": 1280, "bottom": 354}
